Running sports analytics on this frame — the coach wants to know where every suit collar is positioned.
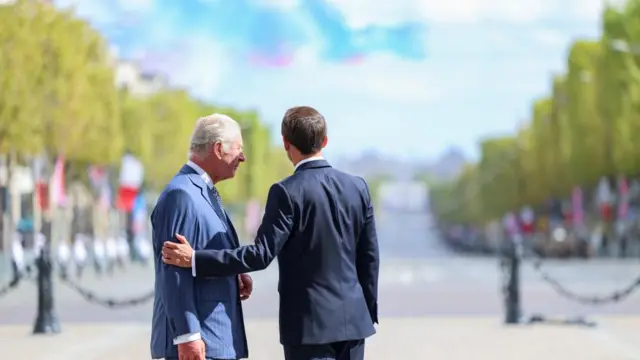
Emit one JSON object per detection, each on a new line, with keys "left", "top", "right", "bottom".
{"left": 180, "top": 165, "right": 239, "bottom": 247}
{"left": 182, "top": 165, "right": 217, "bottom": 211}
{"left": 185, "top": 161, "right": 213, "bottom": 189}
{"left": 294, "top": 159, "right": 331, "bottom": 173}
{"left": 294, "top": 156, "right": 325, "bottom": 171}
{"left": 179, "top": 164, "right": 197, "bottom": 176}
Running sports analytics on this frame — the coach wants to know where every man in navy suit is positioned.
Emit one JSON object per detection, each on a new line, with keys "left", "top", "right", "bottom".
{"left": 162, "top": 106, "right": 380, "bottom": 360}
{"left": 150, "top": 114, "right": 253, "bottom": 360}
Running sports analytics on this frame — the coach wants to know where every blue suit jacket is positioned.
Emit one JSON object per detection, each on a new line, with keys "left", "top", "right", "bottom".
{"left": 191, "top": 160, "right": 380, "bottom": 346}
{"left": 150, "top": 165, "right": 248, "bottom": 359}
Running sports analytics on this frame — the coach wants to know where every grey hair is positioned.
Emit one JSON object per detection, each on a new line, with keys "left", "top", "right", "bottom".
{"left": 189, "top": 113, "right": 241, "bottom": 156}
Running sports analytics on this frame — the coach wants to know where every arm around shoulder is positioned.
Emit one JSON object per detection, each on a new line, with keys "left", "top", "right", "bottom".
{"left": 194, "top": 182, "right": 295, "bottom": 277}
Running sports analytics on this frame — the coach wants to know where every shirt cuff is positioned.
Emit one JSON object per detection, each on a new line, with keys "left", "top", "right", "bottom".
{"left": 174, "top": 332, "right": 201, "bottom": 345}
{"left": 191, "top": 250, "right": 196, "bottom": 277}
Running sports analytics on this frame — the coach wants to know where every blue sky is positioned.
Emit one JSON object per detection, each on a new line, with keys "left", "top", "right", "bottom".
{"left": 54, "top": 0, "right": 605, "bottom": 161}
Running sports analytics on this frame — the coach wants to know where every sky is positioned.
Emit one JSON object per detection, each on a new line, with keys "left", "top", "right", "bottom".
{"left": 53, "top": 0, "right": 607, "bottom": 161}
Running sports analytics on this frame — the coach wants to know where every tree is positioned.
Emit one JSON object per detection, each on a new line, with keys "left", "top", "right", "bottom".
{"left": 0, "top": 0, "right": 47, "bottom": 155}
{"left": 0, "top": 1, "right": 320, "bottom": 209}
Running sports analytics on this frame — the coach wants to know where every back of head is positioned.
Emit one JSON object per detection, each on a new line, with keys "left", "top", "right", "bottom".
{"left": 281, "top": 106, "right": 327, "bottom": 155}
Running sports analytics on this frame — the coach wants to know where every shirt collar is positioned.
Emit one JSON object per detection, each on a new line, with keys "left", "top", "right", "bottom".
{"left": 294, "top": 156, "right": 324, "bottom": 171}
{"left": 186, "top": 160, "right": 213, "bottom": 189}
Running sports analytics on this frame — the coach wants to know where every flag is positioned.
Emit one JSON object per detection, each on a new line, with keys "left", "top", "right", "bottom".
{"left": 117, "top": 154, "right": 144, "bottom": 212}
{"left": 50, "top": 155, "right": 66, "bottom": 207}
{"left": 99, "top": 182, "right": 112, "bottom": 211}
{"left": 36, "top": 182, "right": 49, "bottom": 210}
{"left": 596, "top": 177, "right": 613, "bottom": 221}
{"left": 88, "top": 165, "right": 112, "bottom": 211}
{"left": 572, "top": 186, "right": 584, "bottom": 226}
{"left": 88, "top": 165, "right": 107, "bottom": 190}
{"left": 617, "top": 176, "right": 629, "bottom": 220}
{"left": 520, "top": 206, "right": 534, "bottom": 234}
{"left": 132, "top": 193, "right": 147, "bottom": 235}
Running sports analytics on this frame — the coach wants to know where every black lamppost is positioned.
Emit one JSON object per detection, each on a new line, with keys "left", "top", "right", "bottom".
{"left": 33, "top": 211, "right": 61, "bottom": 334}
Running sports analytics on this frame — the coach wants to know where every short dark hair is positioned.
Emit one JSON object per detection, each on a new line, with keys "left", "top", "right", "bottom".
{"left": 281, "top": 106, "right": 327, "bottom": 155}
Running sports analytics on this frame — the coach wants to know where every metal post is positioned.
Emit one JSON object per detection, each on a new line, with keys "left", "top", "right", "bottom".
{"left": 502, "top": 235, "right": 522, "bottom": 324}
{"left": 33, "top": 220, "right": 61, "bottom": 334}
{"left": 125, "top": 210, "right": 136, "bottom": 262}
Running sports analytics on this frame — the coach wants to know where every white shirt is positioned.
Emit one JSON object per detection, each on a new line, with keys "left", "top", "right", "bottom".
{"left": 294, "top": 156, "right": 324, "bottom": 171}
{"left": 174, "top": 161, "right": 213, "bottom": 345}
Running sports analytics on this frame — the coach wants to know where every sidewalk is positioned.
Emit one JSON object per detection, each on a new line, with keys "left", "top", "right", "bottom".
{"left": 1, "top": 316, "right": 639, "bottom": 360}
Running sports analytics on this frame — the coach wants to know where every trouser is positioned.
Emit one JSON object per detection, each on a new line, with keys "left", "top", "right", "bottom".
{"left": 283, "top": 339, "right": 365, "bottom": 360}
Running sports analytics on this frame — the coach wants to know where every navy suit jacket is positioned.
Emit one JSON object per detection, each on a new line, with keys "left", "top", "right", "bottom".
{"left": 193, "top": 159, "right": 380, "bottom": 346}
{"left": 150, "top": 165, "right": 248, "bottom": 359}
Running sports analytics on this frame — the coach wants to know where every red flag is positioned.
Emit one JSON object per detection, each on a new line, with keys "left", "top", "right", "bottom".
{"left": 50, "top": 155, "right": 66, "bottom": 207}
{"left": 117, "top": 154, "right": 144, "bottom": 213}
{"left": 36, "top": 182, "right": 49, "bottom": 210}
{"left": 116, "top": 187, "right": 138, "bottom": 213}
{"left": 618, "top": 176, "right": 629, "bottom": 219}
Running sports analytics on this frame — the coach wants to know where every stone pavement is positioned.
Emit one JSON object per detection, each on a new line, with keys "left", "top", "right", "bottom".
{"left": 1, "top": 316, "right": 640, "bottom": 360}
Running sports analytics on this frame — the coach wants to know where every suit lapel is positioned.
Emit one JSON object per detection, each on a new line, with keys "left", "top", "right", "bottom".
{"left": 182, "top": 165, "right": 237, "bottom": 245}
{"left": 182, "top": 166, "right": 213, "bottom": 208}
{"left": 185, "top": 170, "right": 218, "bottom": 213}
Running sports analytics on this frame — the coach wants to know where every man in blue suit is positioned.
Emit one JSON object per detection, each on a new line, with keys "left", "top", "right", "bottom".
{"left": 150, "top": 114, "right": 253, "bottom": 360}
{"left": 162, "top": 106, "right": 380, "bottom": 360}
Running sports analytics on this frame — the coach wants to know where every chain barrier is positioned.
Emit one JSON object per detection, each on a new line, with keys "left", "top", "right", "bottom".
{"left": 58, "top": 273, "right": 155, "bottom": 308}
{"left": 529, "top": 253, "right": 640, "bottom": 305}
{"left": 0, "top": 276, "right": 20, "bottom": 298}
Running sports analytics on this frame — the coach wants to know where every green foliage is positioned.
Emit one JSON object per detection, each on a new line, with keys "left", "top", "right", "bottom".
{"left": 0, "top": 1, "right": 290, "bottom": 203}
{"left": 432, "top": 1, "right": 640, "bottom": 224}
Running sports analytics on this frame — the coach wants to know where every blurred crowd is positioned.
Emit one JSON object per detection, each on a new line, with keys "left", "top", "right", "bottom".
{"left": 10, "top": 229, "right": 152, "bottom": 280}
{"left": 438, "top": 178, "right": 640, "bottom": 259}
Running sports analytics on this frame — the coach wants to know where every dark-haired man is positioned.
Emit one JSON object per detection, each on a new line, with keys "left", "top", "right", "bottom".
{"left": 162, "top": 106, "right": 380, "bottom": 360}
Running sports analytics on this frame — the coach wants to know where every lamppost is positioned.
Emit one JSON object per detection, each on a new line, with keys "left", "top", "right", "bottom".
{"left": 32, "top": 155, "right": 61, "bottom": 334}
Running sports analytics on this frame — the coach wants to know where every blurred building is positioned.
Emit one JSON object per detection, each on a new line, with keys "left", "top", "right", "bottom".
{"left": 114, "top": 61, "right": 167, "bottom": 97}
{"left": 0, "top": 160, "right": 34, "bottom": 253}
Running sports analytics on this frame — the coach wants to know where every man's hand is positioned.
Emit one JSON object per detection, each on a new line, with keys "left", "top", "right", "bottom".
{"left": 162, "top": 234, "right": 193, "bottom": 268}
{"left": 238, "top": 274, "right": 253, "bottom": 301}
{"left": 177, "top": 339, "right": 205, "bottom": 360}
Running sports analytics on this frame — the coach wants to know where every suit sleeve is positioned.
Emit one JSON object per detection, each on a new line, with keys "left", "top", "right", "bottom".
{"left": 194, "top": 183, "right": 294, "bottom": 277}
{"left": 356, "top": 177, "right": 380, "bottom": 324}
{"left": 152, "top": 189, "right": 202, "bottom": 340}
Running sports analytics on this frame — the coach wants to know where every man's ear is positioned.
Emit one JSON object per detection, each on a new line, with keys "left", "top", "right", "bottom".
{"left": 321, "top": 136, "right": 328, "bottom": 149}
{"left": 283, "top": 136, "right": 290, "bottom": 151}
{"left": 213, "top": 142, "right": 224, "bottom": 159}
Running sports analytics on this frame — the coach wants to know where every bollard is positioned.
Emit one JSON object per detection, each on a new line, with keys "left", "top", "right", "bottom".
{"left": 502, "top": 235, "right": 522, "bottom": 324}
{"left": 33, "top": 224, "right": 61, "bottom": 334}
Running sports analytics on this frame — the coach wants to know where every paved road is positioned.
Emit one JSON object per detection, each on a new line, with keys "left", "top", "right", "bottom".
{"left": 3, "top": 317, "right": 640, "bottom": 360}
{"left": 1, "top": 213, "right": 640, "bottom": 325}
{"left": 0, "top": 212, "right": 640, "bottom": 324}
{"left": 2, "top": 213, "right": 640, "bottom": 359}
